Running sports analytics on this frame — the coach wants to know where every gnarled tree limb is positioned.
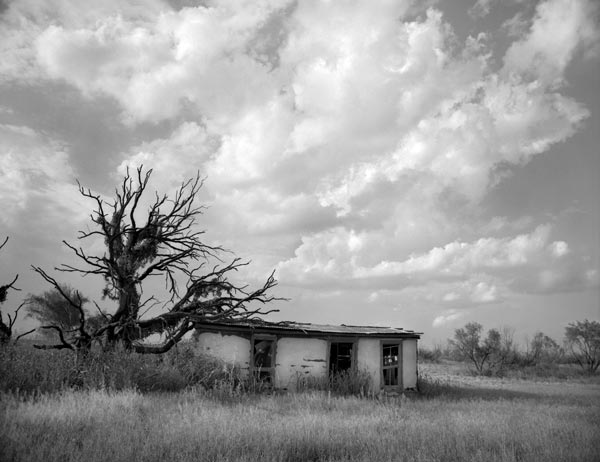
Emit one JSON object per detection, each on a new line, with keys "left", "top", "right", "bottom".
{"left": 32, "top": 166, "right": 282, "bottom": 353}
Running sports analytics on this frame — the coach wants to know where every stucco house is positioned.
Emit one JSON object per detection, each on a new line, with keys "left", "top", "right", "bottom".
{"left": 193, "top": 320, "right": 422, "bottom": 392}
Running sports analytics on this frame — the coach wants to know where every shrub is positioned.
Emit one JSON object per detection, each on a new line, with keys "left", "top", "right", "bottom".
{"left": 418, "top": 345, "right": 443, "bottom": 363}
{"left": 166, "top": 343, "right": 243, "bottom": 390}
{"left": 0, "top": 344, "right": 75, "bottom": 394}
{"left": 134, "top": 365, "right": 187, "bottom": 392}
{"left": 449, "top": 323, "right": 519, "bottom": 376}
{"left": 296, "top": 369, "right": 374, "bottom": 396}
{"left": 330, "top": 368, "right": 373, "bottom": 395}
{"left": 295, "top": 373, "right": 326, "bottom": 392}
{"left": 565, "top": 319, "right": 600, "bottom": 373}
{"left": 0, "top": 341, "right": 241, "bottom": 395}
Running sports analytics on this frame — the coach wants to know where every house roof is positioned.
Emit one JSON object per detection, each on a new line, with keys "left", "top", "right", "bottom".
{"left": 194, "top": 319, "right": 422, "bottom": 338}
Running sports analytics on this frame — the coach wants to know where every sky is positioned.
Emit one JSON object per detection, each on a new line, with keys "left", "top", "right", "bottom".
{"left": 0, "top": 0, "right": 598, "bottom": 347}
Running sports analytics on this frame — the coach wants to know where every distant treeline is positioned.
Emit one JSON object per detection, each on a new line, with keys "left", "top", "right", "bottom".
{"left": 419, "top": 319, "right": 600, "bottom": 376}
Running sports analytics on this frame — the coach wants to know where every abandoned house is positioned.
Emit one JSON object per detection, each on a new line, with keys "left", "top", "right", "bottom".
{"left": 193, "top": 320, "right": 422, "bottom": 392}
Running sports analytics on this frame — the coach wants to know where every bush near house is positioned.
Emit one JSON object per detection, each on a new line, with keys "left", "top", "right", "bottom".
{"left": 1, "top": 341, "right": 374, "bottom": 397}
{"left": 295, "top": 368, "right": 374, "bottom": 396}
{"left": 0, "top": 341, "right": 243, "bottom": 395}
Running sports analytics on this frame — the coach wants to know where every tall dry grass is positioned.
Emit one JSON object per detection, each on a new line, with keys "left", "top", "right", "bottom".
{"left": 2, "top": 344, "right": 599, "bottom": 461}
{"left": 0, "top": 343, "right": 377, "bottom": 397}
{"left": 1, "top": 383, "right": 598, "bottom": 462}
{"left": 0, "top": 341, "right": 241, "bottom": 395}
{"left": 295, "top": 367, "right": 374, "bottom": 396}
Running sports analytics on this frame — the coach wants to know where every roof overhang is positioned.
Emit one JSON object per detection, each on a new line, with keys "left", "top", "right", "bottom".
{"left": 193, "top": 320, "right": 422, "bottom": 339}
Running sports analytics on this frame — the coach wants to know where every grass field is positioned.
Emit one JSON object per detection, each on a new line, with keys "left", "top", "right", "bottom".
{"left": 2, "top": 362, "right": 599, "bottom": 462}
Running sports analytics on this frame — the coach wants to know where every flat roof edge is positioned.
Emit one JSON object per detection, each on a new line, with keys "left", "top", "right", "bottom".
{"left": 193, "top": 320, "right": 422, "bottom": 338}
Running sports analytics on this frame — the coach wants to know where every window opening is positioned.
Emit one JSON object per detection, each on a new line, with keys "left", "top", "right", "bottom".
{"left": 252, "top": 338, "right": 275, "bottom": 383}
{"left": 382, "top": 344, "right": 399, "bottom": 387}
{"left": 329, "top": 342, "right": 354, "bottom": 374}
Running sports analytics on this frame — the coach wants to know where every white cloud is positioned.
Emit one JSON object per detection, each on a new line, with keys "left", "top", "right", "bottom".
{"left": 550, "top": 241, "right": 569, "bottom": 258}
{"left": 441, "top": 279, "right": 502, "bottom": 304}
{"left": 2, "top": 0, "right": 597, "bottom": 324}
{"left": 277, "top": 224, "right": 595, "bottom": 296}
{"left": 503, "top": 0, "right": 600, "bottom": 86}
{"left": 100, "top": 1, "right": 597, "bottom": 304}
{"left": 468, "top": 0, "right": 496, "bottom": 19}
{"left": 0, "top": 124, "right": 84, "bottom": 226}
{"left": 471, "top": 281, "right": 500, "bottom": 303}
{"left": 501, "top": 11, "right": 530, "bottom": 38}
{"left": 0, "top": 0, "right": 167, "bottom": 82}
{"left": 31, "top": 1, "right": 292, "bottom": 124}
{"left": 433, "top": 309, "right": 465, "bottom": 327}
{"left": 118, "top": 122, "right": 217, "bottom": 187}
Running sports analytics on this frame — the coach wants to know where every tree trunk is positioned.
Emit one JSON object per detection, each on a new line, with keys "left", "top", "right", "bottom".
{"left": 0, "top": 322, "right": 10, "bottom": 344}
{"left": 106, "top": 280, "right": 140, "bottom": 348}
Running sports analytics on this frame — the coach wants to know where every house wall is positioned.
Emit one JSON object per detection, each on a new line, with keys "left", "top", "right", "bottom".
{"left": 274, "top": 337, "right": 328, "bottom": 390}
{"left": 195, "top": 331, "right": 251, "bottom": 377}
{"left": 356, "top": 338, "right": 381, "bottom": 390}
{"left": 402, "top": 338, "right": 418, "bottom": 389}
{"left": 195, "top": 330, "right": 419, "bottom": 391}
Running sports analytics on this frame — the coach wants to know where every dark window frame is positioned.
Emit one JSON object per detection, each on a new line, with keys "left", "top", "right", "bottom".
{"left": 327, "top": 338, "right": 358, "bottom": 375}
{"left": 250, "top": 334, "right": 277, "bottom": 384}
{"left": 380, "top": 340, "right": 403, "bottom": 391}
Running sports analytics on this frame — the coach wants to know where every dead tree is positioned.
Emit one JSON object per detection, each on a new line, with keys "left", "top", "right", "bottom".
{"left": 0, "top": 237, "right": 34, "bottom": 344}
{"left": 33, "top": 167, "right": 279, "bottom": 353}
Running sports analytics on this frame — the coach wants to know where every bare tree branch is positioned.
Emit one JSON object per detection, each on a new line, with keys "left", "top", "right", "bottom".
{"left": 34, "top": 325, "right": 75, "bottom": 350}
{"left": 14, "top": 329, "right": 36, "bottom": 343}
{"left": 1, "top": 237, "right": 22, "bottom": 344}
{"left": 132, "top": 319, "right": 195, "bottom": 354}
{"left": 31, "top": 267, "right": 92, "bottom": 349}
{"left": 32, "top": 166, "right": 281, "bottom": 353}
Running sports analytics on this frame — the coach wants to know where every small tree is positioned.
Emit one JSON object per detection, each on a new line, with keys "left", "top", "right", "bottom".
{"left": 32, "top": 167, "right": 280, "bottom": 353}
{"left": 525, "top": 332, "right": 563, "bottom": 366}
{"left": 26, "top": 286, "right": 90, "bottom": 334}
{"left": 449, "top": 322, "right": 515, "bottom": 375}
{"left": 565, "top": 320, "right": 600, "bottom": 373}
{"left": 486, "top": 326, "right": 517, "bottom": 373}
{"left": 450, "top": 322, "right": 488, "bottom": 374}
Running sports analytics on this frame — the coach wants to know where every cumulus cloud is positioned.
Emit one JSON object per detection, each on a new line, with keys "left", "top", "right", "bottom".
{"left": 277, "top": 224, "right": 596, "bottom": 296}
{"left": 501, "top": 11, "right": 531, "bottom": 38}
{"left": 468, "top": 0, "right": 496, "bottom": 19}
{"left": 0, "top": 122, "right": 97, "bottom": 301}
{"left": 549, "top": 241, "right": 569, "bottom": 258}
{"left": 433, "top": 309, "right": 465, "bottom": 328}
{"left": 102, "top": 0, "right": 597, "bottom": 304}
{"left": 0, "top": 0, "right": 167, "bottom": 82}
{"left": 503, "top": 0, "right": 600, "bottom": 86}
{"left": 118, "top": 122, "right": 217, "bottom": 187}
{"left": 31, "top": 1, "right": 293, "bottom": 124}
{"left": 0, "top": 124, "right": 87, "bottom": 228}
{"left": 2, "top": 0, "right": 597, "bottom": 322}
